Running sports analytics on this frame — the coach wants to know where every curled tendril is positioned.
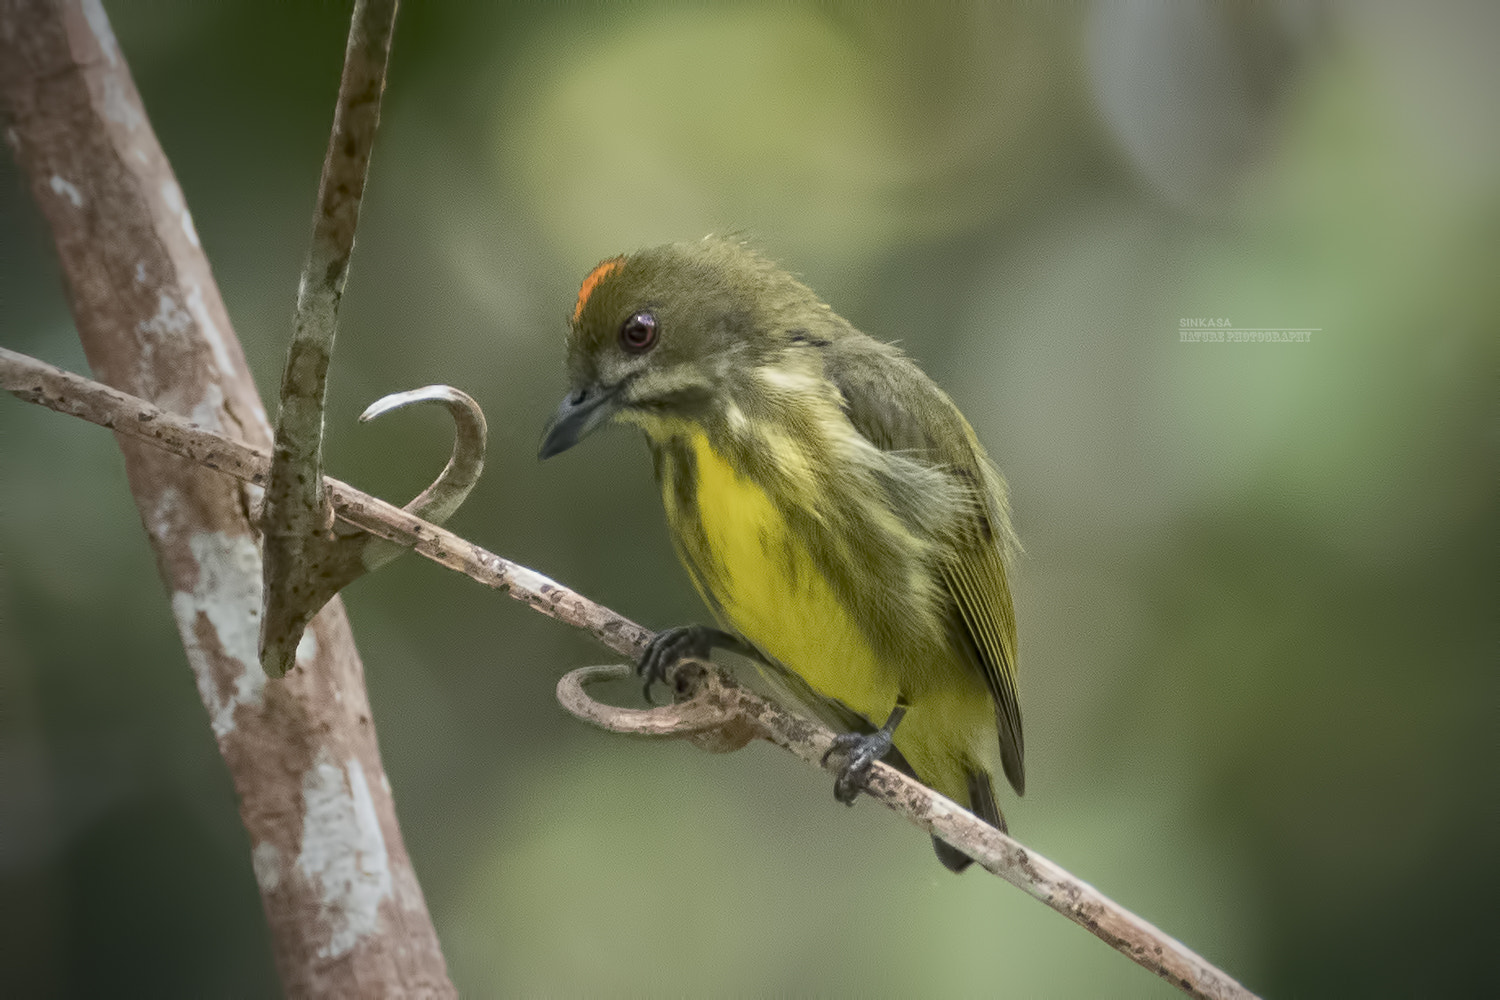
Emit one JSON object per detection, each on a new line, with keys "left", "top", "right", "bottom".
{"left": 355, "top": 385, "right": 486, "bottom": 569}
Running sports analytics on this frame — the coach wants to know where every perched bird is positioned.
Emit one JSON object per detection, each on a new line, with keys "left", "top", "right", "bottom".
{"left": 540, "top": 238, "right": 1022, "bottom": 871}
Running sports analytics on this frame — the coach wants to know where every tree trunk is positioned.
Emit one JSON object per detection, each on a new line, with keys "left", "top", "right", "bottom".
{"left": 0, "top": 1, "right": 454, "bottom": 993}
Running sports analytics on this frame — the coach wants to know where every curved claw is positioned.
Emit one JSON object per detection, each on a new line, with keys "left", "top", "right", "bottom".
{"left": 820, "top": 710, "right": 902, "bottom": 806}
{"left": 639, "top": 626, "right": 690, "bottom": 704}
{"left": 638, "top": 624, "right": 739, "bottom": 704}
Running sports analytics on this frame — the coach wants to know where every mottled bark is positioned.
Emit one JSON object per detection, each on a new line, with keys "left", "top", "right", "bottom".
{"left": 0, "top": 1, "right": 453, "bottom": 995}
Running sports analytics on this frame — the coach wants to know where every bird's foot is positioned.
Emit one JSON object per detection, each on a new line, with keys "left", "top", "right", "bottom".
{"left": 638, "top": 624, "right": 738, "bottom": 703}
{"left": 821, "top": 728, "right": 894, "bottom": 805}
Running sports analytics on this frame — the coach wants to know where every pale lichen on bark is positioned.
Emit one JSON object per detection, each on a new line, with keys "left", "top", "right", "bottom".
{"left": 170, "top": 530, "right": 267, "bottom": 739}
{"left": 298, "top": 749, "right": 394, "bottom": 961}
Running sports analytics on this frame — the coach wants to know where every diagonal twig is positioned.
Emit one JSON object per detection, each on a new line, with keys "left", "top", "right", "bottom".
{"left": 557, "top": 663, "right": 1255, "bottom": 999}
{"left": 0, "top": 348, "right": 648, "bottom": 657}
{"left": 1, "top": 346, "right": 1261, "bottom": 1000}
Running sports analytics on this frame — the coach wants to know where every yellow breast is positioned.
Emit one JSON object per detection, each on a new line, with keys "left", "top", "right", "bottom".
{"left": 679, "top": 433, "right": 898, "bottom": 725}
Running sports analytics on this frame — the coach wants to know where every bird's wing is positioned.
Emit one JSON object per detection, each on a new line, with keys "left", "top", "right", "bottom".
{"left": 823, "top": 339, "right": 1025, "bottom": 795}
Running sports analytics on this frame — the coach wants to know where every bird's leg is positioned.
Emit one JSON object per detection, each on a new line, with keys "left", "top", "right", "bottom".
{"left": 821, "top": 703, "right": 908, "bottom": 805}
{"left": 638, "top": 624, "right": 759, "bottom": 703}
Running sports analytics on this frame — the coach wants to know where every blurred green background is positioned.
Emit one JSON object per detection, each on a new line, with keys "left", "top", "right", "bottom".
{"left": 2, "top": 2, "right": 1496, "bottom": 996}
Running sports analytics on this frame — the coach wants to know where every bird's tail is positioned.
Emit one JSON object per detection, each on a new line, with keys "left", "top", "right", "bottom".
{"left": 931, "top": 767, "right": 1006, "bottom": 873}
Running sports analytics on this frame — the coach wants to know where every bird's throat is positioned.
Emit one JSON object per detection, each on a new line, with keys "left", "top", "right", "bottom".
{"left": 654, "top": 430, "right": 899, "bottom": 728}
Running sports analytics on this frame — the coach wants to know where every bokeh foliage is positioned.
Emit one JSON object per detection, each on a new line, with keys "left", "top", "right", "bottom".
{"left": 2, "top": 2, "right": 1495, "bottom": 996}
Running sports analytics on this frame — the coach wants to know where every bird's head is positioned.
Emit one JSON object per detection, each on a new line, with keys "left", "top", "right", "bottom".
{"left": 538, "top": 238, "right": 836, "bottom": 458}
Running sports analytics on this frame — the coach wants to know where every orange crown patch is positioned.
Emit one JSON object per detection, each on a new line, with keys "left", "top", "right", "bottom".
{"left": 573, "top": 256, "right": 625, "bottom": 323}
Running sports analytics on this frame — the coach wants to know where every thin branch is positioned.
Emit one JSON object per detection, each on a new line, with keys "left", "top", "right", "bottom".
{"left": 260, "top": 0, "right": 401, "bottom": 677}
{"left": 559, "top": 664, "right": 1255, "bottom": 999}
{"left": 0, "top": 348, "right": 650, "bottom": 659}
{"left": 2, "top": 347, "right": 1261, "bottom": 1000}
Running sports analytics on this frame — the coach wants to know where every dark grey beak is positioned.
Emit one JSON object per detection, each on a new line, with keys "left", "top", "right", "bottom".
{"left": 538, "top": 385, "right": 617, "bottom": 459}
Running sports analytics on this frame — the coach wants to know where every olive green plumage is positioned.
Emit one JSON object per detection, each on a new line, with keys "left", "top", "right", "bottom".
{"left": 541, "top": 237, "right": 1023, "bottom": 870}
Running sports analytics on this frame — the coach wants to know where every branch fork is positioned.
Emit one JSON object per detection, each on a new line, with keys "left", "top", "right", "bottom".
{"left": 257, "top": 0, "right": 411, "bottom": 677}
{"left": 256, "top": 384, "right": 488, "bottom": 675}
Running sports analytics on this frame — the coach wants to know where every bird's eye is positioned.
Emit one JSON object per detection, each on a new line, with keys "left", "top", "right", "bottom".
{"left": 620, "top": 311, "right": 658, "bottom": 353}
